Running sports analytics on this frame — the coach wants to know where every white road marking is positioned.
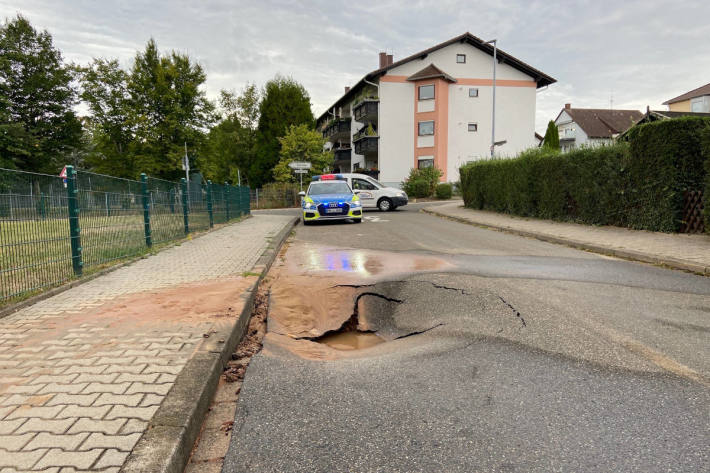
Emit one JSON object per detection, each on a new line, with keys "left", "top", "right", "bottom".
{"left": 364, "top": 216, "right": 389, "bottom": 222}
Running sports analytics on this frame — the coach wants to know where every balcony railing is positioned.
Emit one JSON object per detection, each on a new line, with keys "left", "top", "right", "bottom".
{"left": 333, "top": 146, "right": 351, "bottom": 162}
{"left": 353, "top": 98, "right": 378, "bottom": 124}
{"left": 323, "top": 117, "right": 351, "bottom": 142}
{"left": 353, "top": 136, "right": 378, "bottom": 155}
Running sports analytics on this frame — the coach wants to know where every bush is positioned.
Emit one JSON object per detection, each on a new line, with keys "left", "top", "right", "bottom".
{"left": 401, "top": 166, "right": 442, "bottom": 197}
{"left": 411, "top": 179, "right": 430, "bottom": 198}
{"left": 702, "top": 127, "right": 710, "bottom": 232}
{"left": 435, "top": 183, "right": 453, "bottom": 199}
{"left": 459, "top": 117, "right": 710, "bottom": 232}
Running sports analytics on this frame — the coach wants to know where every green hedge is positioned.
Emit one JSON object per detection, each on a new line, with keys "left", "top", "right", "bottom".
{"left": 460, "top": 117, "right": 710, "bottom": 232}
{"left": 702, "top": 127, "right": 710, "bottom": 230}
{"left": 435, "top": 183, "right": 453, "bottom": 199}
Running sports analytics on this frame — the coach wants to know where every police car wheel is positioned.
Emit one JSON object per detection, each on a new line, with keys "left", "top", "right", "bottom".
{"left": 302, "top": 219, "right": 312, "bottom": 226}
{"left": 378, "top": 198, "right": 392, "bottom": 211}
{"left": 353, "top": 218, "right": 362, "bottom": 223}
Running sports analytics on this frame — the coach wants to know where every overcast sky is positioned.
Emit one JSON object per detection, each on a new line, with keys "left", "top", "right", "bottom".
{"left": 3, "top": 0, "right": 709, "bottom": 132}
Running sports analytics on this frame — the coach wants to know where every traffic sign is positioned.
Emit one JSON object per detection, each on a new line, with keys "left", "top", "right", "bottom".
{"left": 294, "top": 169, "right": 308, "bottom": 174}
{"left": 288, "top": 161, "right": 311, "bottom": 170}
{"left": 59, "top": 166, "right": 67, "bottom": 178}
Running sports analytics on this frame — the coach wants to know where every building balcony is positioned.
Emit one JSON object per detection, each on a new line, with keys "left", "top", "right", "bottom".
{"left": 353, "top": 132, "right": 378, "bottom": 156}
{"left": 352, "top": 99, "right": 378, "bottom": 124}
{"left": 333, "top": 146, "right": 352, "bottom": 162}
{"left": 323, "top": 117, "right": 351, "bottom": 143}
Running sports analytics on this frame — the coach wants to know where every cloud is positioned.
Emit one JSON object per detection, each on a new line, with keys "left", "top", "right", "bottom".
{"left": 2, "top": 0, "right": 708, "bottom": 133}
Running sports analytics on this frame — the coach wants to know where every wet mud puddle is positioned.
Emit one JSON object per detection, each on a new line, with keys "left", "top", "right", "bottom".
{"left": 317, "top": 332, "right": 385, "bottom": 350}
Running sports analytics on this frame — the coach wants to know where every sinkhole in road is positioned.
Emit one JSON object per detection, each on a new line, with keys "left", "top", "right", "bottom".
{"left": 310, "top": 292, "right": 390, "bottom": 351}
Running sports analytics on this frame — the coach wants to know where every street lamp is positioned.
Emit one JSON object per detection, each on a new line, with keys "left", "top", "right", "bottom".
{"left": 485, "top": 39, "right": 497, "bottom": 158}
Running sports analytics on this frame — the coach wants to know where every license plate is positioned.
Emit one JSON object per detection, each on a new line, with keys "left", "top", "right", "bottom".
{"left": 325, "top": 208, "right": 341, "bottom": 214}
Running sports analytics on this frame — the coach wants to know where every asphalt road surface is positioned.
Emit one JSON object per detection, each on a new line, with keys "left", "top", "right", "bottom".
{"left": 222, "top": 203, "right": 710, "bottom": 473}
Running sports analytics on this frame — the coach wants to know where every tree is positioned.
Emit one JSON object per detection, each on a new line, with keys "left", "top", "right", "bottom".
{"left": 127, "top": 39, "right": 215, "bottom": 179}
{"left": 0, "top": 15, "right": 82, "bottom": 172}
{"left": 79, "top": 59, "right": 138, "bottom": 177}
{"left": 200, "top": 85, "right": 260, "bottom": 184}
{"left": 251, "top": 76, "right": 314, "bottom": 187}
{"left": 542, "top": 120, "right": 560, "bottom": 150}
{"left": 272, "top": 124, "right": 333, "bottom": 183}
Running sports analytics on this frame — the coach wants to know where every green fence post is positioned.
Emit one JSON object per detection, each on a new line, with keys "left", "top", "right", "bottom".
{"left": 207, "top": 180, "right": 214, "bottom": 228}
{"left": 224, "top": 182, "right": 230, "bottom": 221}
{"left": 140, "top": 173, "right": 152, "bottom": 247}
{"left": 65, "top": 165, "right": 83, "bottom": 276}
{"left": 245, "top": 186, "right": 251, "bottom": 215}
{"left": 181, "top": 178, "right": 189, "bottom": 234}
{"left": 237, "top": 185, "right": 243, "bottom": 217}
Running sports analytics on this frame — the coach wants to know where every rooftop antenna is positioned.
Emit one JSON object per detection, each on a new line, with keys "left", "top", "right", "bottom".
{"left": 610, "top": 90, "right": 614, "bottom": 110}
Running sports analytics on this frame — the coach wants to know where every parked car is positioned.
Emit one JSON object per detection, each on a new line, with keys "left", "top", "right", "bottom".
{"left": 299, "top": 176, "right": 363, "bottom": 225}
{"left": 316, "top": 173, "right": 407, "bottom": 211}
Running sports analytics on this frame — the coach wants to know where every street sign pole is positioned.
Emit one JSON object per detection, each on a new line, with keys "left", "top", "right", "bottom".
{"left": 289, "top": 162, "right": 312, "bottom": 192}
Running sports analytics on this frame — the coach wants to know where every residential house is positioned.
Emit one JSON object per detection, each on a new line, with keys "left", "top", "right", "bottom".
{"left": 618, "top": 107, "right": 710, "bottom": 140}
{"left": 316, "top": 33, "right": 555, "bottom": 185}
{"left": 554, "top": 104, "right": 642, "bottom": 152}
{"left": 663, "top": 82, "right": 710, "bottom": 113}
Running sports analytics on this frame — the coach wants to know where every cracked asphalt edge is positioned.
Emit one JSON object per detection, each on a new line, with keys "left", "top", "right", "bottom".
{"left": 119, "top": 216, "right": 298, "bottom": 473}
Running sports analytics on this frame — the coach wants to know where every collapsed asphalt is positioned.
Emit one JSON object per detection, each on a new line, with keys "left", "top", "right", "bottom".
{"left": 222, "top": 204, "right": 710, "bottom": 473}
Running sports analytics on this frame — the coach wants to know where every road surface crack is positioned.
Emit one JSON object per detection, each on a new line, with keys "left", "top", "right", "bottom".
{"left": 333, "top": 280, "right": 470, "bottom": 295}
{"left": 394, "top": 323, "right": 445, "bottom": 340}
{"left": 498, "top": 296, "right": 526, "bottom": 328}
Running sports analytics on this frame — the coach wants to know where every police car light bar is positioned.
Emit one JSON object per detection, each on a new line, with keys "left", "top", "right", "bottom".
{"left": 312, "top": 174, "right": 344, "bottom": 181}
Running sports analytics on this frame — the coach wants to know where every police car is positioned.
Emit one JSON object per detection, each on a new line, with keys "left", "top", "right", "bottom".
{"left": 300, "top": 174, "right": 363, "bottom": 225}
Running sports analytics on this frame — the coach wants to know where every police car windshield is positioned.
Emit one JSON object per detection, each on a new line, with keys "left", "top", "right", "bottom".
{"left": 308, "top": 181, "right": 351, "bottom": 195}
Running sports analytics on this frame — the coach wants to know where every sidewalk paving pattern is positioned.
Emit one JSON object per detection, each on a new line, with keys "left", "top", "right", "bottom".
{"left": 0, "top": 215, "right": 292, "bottom": 473}
{"left": 425, "top": 202, "right": 710, "bottom": 274}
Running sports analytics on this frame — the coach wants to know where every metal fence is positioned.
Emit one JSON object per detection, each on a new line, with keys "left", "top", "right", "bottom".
{"left": 0, "top": 166, "right": 250, "bottom": 303}
{"left": 250, "top": 187, "right": 301, "bottom": 209}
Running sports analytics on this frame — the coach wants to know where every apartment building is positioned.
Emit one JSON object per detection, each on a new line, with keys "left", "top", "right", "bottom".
{"left": 316, "top": 32, "right": 555, "bottom": 185}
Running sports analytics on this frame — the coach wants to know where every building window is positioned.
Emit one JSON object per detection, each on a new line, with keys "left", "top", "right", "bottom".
{"left": 468, "top": 123, "right": 478, "bottom": 132}
{"left": 469, "top": 88, "right": 478, "bottom": 97}
{"left": 418, "top": 121, "right": 434, "bottom": 136}
{"left": 418, "top": 158, "right": 434, "bottom": 169}
{"left": 418, "top": 84, "right": 435, "bottom": 100}
{"left": 456, "top": 54, "right": 466, "bottom": 63}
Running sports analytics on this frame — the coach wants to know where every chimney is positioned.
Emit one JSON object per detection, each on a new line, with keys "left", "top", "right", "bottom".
{"left": 345, "top": 86, "right": 350, "bottom": 93}
{"left": 387, "top": 54, "right": 393, "bottom": 66}
{"left": 379, "top": 52, "right": 387, "bottom": 68}
{"left": 564, "top": 103, "right": 571, "bottom": 109}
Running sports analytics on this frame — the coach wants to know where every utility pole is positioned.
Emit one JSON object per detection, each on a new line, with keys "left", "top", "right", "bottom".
{"left": 486, "top": 39, "right": 497, "bottom": 158}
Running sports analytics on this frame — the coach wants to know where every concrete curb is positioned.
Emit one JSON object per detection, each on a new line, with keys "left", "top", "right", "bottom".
{"left": 120, "top": 216, "right": 298, "bottom": 473}
{"left": 0, "top": 216, "right": 250, "bottom": 320}
{"left": 422, "top": 207, "right": 709, "bottom": 276}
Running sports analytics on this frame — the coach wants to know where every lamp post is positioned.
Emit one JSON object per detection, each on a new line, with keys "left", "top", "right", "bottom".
{"left": 485, "top": 39, "right": 497, "bottom": 158}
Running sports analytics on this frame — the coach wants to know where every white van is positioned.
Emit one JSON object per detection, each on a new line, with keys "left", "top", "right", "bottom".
{"left": 338, "top": 173, "right": 408, "bottom": 211}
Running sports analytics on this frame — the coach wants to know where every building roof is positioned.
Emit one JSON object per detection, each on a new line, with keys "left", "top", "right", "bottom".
{"left": 406, "top": 64, "right": 457, "bottom": 82}
{"left": 617, "top": 109, "right": 710, "bottom": 140}
{"left": 662, "top": 82, "right": 710, "bottom": 105}
{"left": 556, "top": 108, "right": 643, "bottom": 139}
{"left": 317, "top": 32, "right": 556, "bottom": 123}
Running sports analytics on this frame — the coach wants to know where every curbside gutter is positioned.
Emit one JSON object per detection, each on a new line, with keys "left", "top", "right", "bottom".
{"left": 120, "top": 216, "right": 298, "bottom": 473}
{"left": 422, "top": 207, "right": 709, "bottom": 276}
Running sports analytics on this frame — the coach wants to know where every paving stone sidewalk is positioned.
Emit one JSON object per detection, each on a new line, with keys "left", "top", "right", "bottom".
{"left": 425, "top": 201, "right": 710, "bottom": 274}
{"left": 0, "top": 215, "right": 293, "bottom": 473}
